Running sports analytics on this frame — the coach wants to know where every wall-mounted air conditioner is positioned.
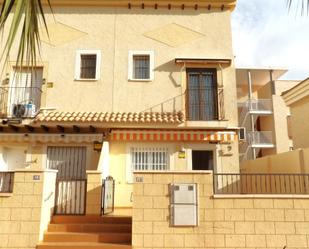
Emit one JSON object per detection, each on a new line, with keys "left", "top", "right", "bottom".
{"left": 239, "top": 127, "right": 246, "bottom": 141}
{"left": 12, "top": 103, "right": 36, "bottom": 118}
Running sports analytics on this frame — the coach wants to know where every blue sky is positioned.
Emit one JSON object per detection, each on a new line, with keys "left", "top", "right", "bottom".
{"left": 231, "top": 0, "right": 309, "bottom": 80}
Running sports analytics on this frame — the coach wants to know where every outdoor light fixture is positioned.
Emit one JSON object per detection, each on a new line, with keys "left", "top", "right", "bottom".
{"left": 93, "top": 141, "right": 103, "bottom": 151}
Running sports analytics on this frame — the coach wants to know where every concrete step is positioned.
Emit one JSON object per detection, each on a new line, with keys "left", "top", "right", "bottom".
{"left": 37, "top": 242, "right": 132, "bottom": 249}
{"left": 48, "top": 223, "right": 132, "bottom": 233}
{"left": 43, "top": 232, "right": 131, "bottom": 243}
{"left": 52, "top": 215, "right": 132, "bottom": 225}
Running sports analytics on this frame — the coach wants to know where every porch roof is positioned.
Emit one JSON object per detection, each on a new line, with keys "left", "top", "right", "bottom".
{"left": 34, "top": 111, "right": 185, "bottom": 124}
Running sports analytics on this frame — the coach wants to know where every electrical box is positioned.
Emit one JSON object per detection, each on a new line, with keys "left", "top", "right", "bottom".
{"left": 170, "top": 183, "right": 198, "bottom": 227}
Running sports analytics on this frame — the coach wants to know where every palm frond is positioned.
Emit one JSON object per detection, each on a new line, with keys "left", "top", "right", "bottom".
{"left": 0, "top": 0, "right": 51, "bottom": 70}
{"left": 287, "top": 0, "right": 309, "bottom": 15}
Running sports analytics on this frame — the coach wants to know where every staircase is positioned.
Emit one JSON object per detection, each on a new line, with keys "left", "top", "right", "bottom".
{"left": 37, "top": 215, "right": 132, "bottom": 249}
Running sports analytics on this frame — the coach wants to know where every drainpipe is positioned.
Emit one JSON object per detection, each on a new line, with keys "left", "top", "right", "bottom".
{"left": 247, "top": 70, "right": 256, "bottom": 159}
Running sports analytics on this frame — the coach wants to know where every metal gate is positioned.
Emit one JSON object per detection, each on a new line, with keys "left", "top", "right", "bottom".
{"left": 47, "top": 146, "right": 87, "bottom": 215}
{"left": 101, "top": 176, "right": 115, "bottom": 215}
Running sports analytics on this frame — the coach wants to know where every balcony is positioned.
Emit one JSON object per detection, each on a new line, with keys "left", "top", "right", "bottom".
{"left": 239, "top": 99, "right": 272, "bottom": 126}
{"left": 0, "top": 87, "right": 42, "bottom": 119}
{"left": 247, "top": 131, "right": 274, "bottom": 148}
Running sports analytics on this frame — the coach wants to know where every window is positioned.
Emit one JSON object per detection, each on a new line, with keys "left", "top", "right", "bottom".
{"left": 75, "top": 50, "right": 101, "bottom": 80}
{"left": 187, "top": 68, "right": 218, "bottom": 121}
{"left": 126, "top": 146, "right": 169, "bottom": 182}
{"left": 128, "top": 51, "right": 154, "bottom": 81}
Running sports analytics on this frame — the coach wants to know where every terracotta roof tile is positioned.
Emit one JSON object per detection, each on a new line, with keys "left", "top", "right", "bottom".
{"left": 35, "top": 111, "right": 185, "bottom": 124}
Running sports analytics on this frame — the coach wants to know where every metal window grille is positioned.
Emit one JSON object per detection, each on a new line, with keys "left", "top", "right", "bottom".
{"left": 80, "top": 54, "right": 97, "bottom": 79}
{"left": 130, "top": 147, "right": 169, "bottom": 171}
{"left": 133, "top": 55, "right": 150, "bottom": 79}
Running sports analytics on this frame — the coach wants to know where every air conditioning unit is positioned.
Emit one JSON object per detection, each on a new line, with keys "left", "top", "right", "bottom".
{"left": 238, "top": 127, "right": 246, "bottom": 141}
{"left": 12, "top": 103, "right": 36, "bottom": 118}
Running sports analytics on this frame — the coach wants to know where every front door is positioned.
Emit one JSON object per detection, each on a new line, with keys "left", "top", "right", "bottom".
{"left": 47, "top": 146, "right": 87, "bottom": 215}
{"left": 192, "top": 150, "right": 214, "bottom": 171}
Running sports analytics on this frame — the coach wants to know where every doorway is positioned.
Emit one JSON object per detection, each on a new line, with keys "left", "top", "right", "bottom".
{"left": 47, "top": 146, "right": 87, "bottom": 215}
{"left": 192, "top": 150, "right": 214, "bottom": 171}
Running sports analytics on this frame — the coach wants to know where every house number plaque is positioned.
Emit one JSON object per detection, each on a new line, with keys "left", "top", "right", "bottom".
{"left": 33, "top": 175, "right": 40, "bottom": 181}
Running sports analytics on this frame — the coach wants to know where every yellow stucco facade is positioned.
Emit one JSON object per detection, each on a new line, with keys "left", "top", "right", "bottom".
{"left": 283, "top": 78, "right": 309, "bottom": 150}
{"left": 0, "top": 0, "right": 240, "bottom": 209}
{"left": 133, "top": 171, "right": 309, "bottom": 249}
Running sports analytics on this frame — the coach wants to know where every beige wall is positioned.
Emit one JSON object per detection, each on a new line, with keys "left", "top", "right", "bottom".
{"left": 241, "top": 148, "right": 309, "bottom": 174}
{"left": 1, "top": 7, "right": 238, "bottom": 128}
{"left": 133, "top": 172, "right": 309, "bottom": 249}
{"left": 109, "top": 140, "right": 239, "bottom": 207}
{"left": 0, "top": 170, "right": 57, "bottom": 249}
{"left": 289, "top": 96, "right": 309, "bottom": 149}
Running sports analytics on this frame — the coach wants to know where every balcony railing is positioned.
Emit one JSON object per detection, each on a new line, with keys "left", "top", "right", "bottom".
{"left": 247, "top": 131, "right": 273, "bottom": 147}
{"left": 0, "top": 87, "right": 42, "bottom": 118}
{"left": 0, "top": 172, "right": 14, "bottom": 193}
{"left": 239, "top": 99, "right": 272, "bottom": 125}
{"left": 214, "top": 173, "right": 309, "bottom": 195}
{"left": 142, "top": 88, "right": 225, "bottom": 121}
{"left": 187, "top": 88, "right": 225, "bottom": 121}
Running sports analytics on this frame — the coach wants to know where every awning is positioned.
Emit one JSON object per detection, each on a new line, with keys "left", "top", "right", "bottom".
{"left": 175, "top": 58, "right": 232, "bottom": 65}
{"left": 111, "top": 130, "right": 237, "bottom": 142}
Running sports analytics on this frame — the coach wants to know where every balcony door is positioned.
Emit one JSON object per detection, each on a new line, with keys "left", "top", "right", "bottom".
{"left": 187, "top": 68, "right": 218, "bottom": 121}
{"left": 8, "top": 68, "right": 43, "bottom": 117}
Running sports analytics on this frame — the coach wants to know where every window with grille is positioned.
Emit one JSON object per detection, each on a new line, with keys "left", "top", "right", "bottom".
{"left": 133, "top": 55, "right": 150, "bottom": 79}
{"left": 80, "top": 54, "right": 97, "bottom": 79}
{"left": 75, "top": 50, "right": 101, "bottom": 80}
{"left": 128, "top": 51, "right": 154, "bottom": 81}
{"left": 131, "top": 147, "right": 169, "bottom": 171}
{"left": 127, "top": 146, "right": 169, "bottom": 182}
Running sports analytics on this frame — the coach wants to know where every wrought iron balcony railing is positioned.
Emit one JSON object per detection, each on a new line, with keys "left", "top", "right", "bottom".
{"left": 142, "top": 88, "right": 225, "bottom": 121}
{"left": 0, "top": 87, "right": 42, "bottom": 119}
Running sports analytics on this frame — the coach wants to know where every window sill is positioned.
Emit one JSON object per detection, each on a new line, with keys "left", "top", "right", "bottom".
{"left": 0, "top": 193, "right": 13, "bottom": 197}
{"left": 74, "top": 78, "right": 99, "bottom": 82}
{"left": 128, "top": 79, "right": 153, "bottom": 82}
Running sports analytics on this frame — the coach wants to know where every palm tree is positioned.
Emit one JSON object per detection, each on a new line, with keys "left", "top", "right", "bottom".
{"left": 0, "top": 0, "right": 51, "bottom": 69}
{"left": 288, "top": 0, "right": 309, "bottom": 15}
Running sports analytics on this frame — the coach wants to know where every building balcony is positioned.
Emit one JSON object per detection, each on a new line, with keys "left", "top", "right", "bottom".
{"left": 0, "top": 87, "right": 42, "bottom": 119}
{"left": 239, "top": 99, "right": 272, "bottom": 125}
{"left": 247, "top": 131, "right": 274, "bottom": 148}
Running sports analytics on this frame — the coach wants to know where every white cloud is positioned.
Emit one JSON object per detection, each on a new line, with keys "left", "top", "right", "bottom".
{"left": 232, "top": 0, "right": 309, "bottom": 80}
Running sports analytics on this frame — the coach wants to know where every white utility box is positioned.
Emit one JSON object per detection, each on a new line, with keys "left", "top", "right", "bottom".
{"left": 170, "top": 183, "right": 198, "bottom": 227}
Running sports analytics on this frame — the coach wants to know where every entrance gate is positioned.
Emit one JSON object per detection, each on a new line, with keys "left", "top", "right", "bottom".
{"left": 101, "top": 176, "right": 115, "bottom": 215}
{"left": 47, "top": 146, "right": 87, "bottom": 215}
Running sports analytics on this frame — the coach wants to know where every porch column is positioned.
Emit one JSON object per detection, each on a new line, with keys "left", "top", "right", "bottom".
{"left": 0, "top": 147, "right": 7, "bottom": 171}
{"left": 98, "top": 141, "right": 110, "bottom": 178}
{"left": 86, "top": 170, "right": 103, "bottom": 215}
